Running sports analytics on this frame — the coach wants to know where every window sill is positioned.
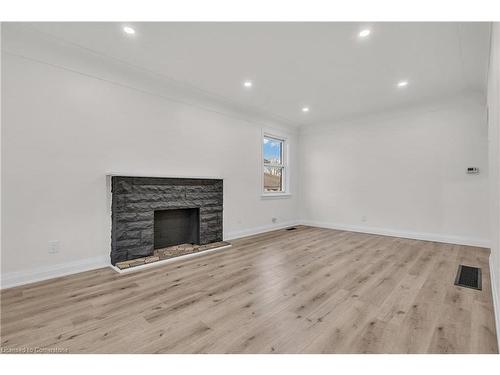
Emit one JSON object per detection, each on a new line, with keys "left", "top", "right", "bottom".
{"left": 261, "top": 193, "right": 292, "bottom": 200}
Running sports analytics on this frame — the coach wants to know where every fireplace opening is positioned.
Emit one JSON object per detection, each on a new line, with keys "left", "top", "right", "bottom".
{"left": 154, "top": 208, "right": 200, "bottom": 249}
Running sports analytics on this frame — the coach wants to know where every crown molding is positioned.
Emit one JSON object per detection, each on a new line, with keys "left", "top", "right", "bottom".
{"left": 300, "top": 90, "right": 486, "bottom": 135}
{"left": 2, "top": 23, "right": 300, "bottom": 133}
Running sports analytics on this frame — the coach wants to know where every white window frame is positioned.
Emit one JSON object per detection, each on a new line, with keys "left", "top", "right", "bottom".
{"left": 261, "top": 130, "right": 291, "bottom": 198}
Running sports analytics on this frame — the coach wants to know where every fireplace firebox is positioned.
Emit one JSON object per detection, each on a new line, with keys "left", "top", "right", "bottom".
{"left": 154, "top": 208, "right": 200, "bottom": 249}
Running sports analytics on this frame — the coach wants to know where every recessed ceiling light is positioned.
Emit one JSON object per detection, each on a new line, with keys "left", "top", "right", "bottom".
{"left": 302, "top": 107, "right": 310, "bottom": 113}
{"left": 123, "top": 26, "right": 136, "bottom": 35}
{"left": 397, "top": 80, "right": 409, "bottom": 88}
{"left": 243, "top": 80, "right": 253, "bottom": 88}
{"left": 358, "top": 29, "right": 371, "bottom": 38}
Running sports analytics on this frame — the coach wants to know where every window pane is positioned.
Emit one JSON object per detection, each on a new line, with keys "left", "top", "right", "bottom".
{"left": 264, "top": 166, "right": 283, "bottom": 192}
{"left": 263, "top": 137, "right": 282, "bottom": 164}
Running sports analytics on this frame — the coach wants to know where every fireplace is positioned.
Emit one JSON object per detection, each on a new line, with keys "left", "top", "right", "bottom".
{"left": 110, "top": 176, "right": 223, "bottom": 265}
{"left": 154, "top": 208, "right": 200, "bottom": 249}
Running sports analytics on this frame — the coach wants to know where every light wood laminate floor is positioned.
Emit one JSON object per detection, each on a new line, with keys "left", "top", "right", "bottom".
{"left": 1, "top": 226, "right": 498, "bottom": 353}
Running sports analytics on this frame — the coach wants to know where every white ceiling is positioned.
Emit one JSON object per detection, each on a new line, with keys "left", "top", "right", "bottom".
{"left": 27, "top": 22, "right": 491, "bottom": 127}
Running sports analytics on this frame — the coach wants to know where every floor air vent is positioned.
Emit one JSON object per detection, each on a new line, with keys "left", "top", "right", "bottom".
{"left": 454, "top": 265, "right": 482, "bottom": 290}
{"left": 286, "top": 227, "right": 297, "bottom": 231}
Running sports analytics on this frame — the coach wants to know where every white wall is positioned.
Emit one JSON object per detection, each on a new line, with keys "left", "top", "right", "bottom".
{"left": 299, "top": 93, "right": 489, "bottom": 246}
{"left": 487, "top": 22, "right": 500, "bottom": 348}
{"left": 1, "top": 30, "right": 300, "bottom": 287}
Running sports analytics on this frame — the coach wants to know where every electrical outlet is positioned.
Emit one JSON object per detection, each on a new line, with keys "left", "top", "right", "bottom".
{"left": 361, "top": 216, "right": 367, "bottom": 223}
{"left": 272, "top": 217, "right": 278, "bottom": 223}
{"left": 48, "top": 240, "right": 60, "bottom": 254}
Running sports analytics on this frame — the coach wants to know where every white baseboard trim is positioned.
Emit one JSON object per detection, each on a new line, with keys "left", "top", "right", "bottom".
{"left": 300, "top": 220, "right": 491, "bottom": 248}
{"left": 489, "top": 256, "right": 500, "bottom": 351}
{"left": 1, "top": 255, "right": 110, "bottom": 289}
{"left": 224, "top": 220, "right": 300, "bottom": 241}
{"left": 1, "top": 221, "right": 301, "bottom": 290}
{"left": 2, "top": 220, "right": 489, "bottom": 289}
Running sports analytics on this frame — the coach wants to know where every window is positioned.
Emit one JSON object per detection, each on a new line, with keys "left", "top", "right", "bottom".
{"left": 263, "top": 134, "right": 288, "bottom": 195}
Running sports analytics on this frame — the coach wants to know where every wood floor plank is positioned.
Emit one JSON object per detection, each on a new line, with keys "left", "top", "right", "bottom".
{"left": 1, "top": 226, "right": 497, "bottom": 353}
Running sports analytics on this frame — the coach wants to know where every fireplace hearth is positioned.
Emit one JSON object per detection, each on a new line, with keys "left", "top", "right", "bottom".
{"left": 114, "top": 240, "right": 231, "bottom": 270}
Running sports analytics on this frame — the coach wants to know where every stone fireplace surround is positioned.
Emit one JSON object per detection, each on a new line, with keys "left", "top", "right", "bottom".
{"left": 111, "top": 176, "right": 223, "bottom": 265}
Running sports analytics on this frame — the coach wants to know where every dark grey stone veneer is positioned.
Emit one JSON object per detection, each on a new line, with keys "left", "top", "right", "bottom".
{"left": 111, "top": 176, "right": 223, "bottom": 265}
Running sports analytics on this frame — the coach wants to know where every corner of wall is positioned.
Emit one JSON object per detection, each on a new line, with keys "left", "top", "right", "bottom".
{"left": 487, "top": 21, "right": 500, "bottom": 350}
